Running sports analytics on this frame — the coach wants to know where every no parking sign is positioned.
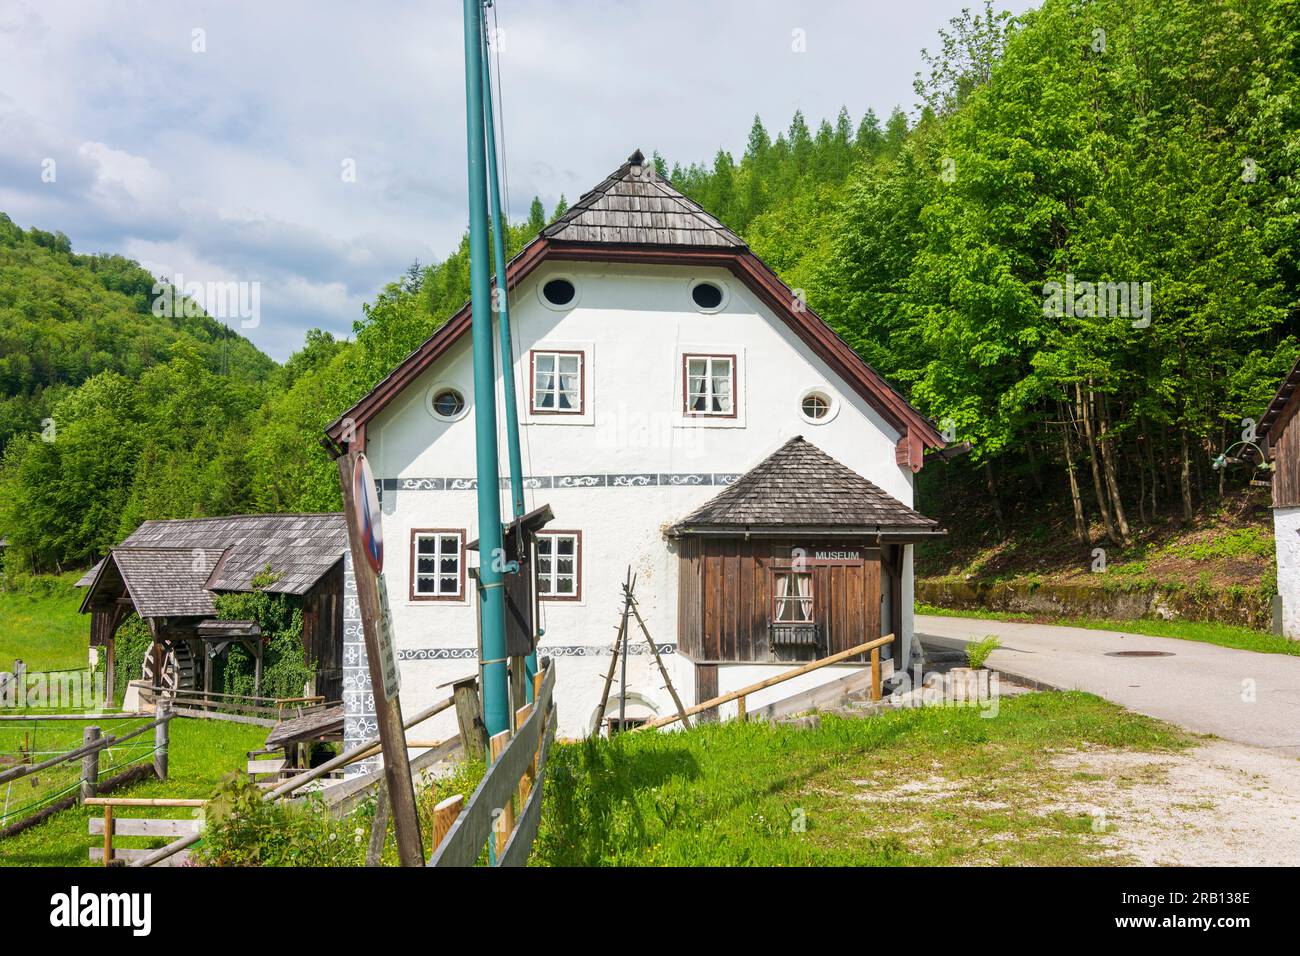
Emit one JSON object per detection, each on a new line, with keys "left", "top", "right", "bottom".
{"left": 352, "top": 453, "right": 383, "bottom": 574}
{"left": 352, "top": 453, "right": 399, "bottom": 700}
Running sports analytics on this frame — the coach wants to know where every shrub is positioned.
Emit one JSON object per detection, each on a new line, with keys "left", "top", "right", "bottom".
{"left": 966, "top": 635, "right": 1001, "bottom": 669}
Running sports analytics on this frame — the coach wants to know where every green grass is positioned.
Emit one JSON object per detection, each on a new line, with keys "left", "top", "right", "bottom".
{"left": 915, "top": 603, "right": 1300, "bottom": 656}
{"left": 0, "top": 572, "right": 88, "bottom": 672}
{"left": 533, "top": 691, "right": 1190, "bottom": 866}
{"left": 0, "top": 716, "right": 265, "bottom": 866}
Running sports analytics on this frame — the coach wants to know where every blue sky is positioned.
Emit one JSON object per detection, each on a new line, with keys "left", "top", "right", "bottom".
{"left": 0, "top": 0, "right": 1036, "bottom": 361}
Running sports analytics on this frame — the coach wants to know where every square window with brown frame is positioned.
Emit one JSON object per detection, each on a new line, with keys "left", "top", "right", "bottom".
{"left": 683, "top": 354, "right": 736, "bottom": 417}
{"left": 531, "top": 350, "right": 584, "bottom": 415}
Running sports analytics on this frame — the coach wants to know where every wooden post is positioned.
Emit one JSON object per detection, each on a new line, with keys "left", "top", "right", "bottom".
{"left": 431, "top": 794, "right": 463, "bottom": 852}
{"left": 154, "top": 703, "right": 170, "bottom": 780}
{"left": 104, "top": 641, "right": 115, "bottom": 710}
{"left": 365, "top": 778, "right": 390, "bottom": 866}
{"left": 736, "top": 695, "right": 747, "bottom": 723}
{"left": 452, "top": 677, "right": 486, "bottom": 762}
{"left": 592, "top": 570, "right": 635, "bottom": 733}
{"left": 203, "top": 644, "right": 213, "bottom": 712}
{"left": 509, "top": 659, "right": 526, "bottom": 727}
{"left": 490, "top": 730, "right": 513, "bottom": 857}
{"left": 102, "top": 806, "right": 113, "bottom": 867}
{"left": 515, "top": 704, "right": 534, "bottom": 805}
{"left": 80, "top": 726, "right": 101, "bottom": 801}
{"left": 626, "top": 594, "right": 691, "bottom": 729}
{"left": 870, "top": 647, "right": 882, "bottom": 703}
{"left": 253, "top": 639, "right": 263, "bottom": 699}
{"left": 334, "top": 447, "right": 425, "bottom": 867}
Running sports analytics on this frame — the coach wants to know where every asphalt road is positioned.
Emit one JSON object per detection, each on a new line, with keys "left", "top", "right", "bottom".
{"left": 916, "top": 615, "right": 1300, "bottom": 757}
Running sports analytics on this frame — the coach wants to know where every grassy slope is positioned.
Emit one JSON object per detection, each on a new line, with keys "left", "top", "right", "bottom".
{"left": 0, "top": 716, "right": 265, "bottom": 867}
{"left": 0, "top": 572, "right": 87, "bottom": 671}
{"left": 916, "top": 603, "right": 1300, "bottom": 656}
{"left": 534, "top": 691, "right": 1190, "bottom": 866}
{"left": 917, "top": 483, "right": 1276, "bottom": 599}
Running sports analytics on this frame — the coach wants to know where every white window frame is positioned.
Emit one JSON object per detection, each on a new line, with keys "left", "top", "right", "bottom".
{"left": 683, "top": 354, "right": 736, "bottom": 418}
{"left": 530, "top": 350, "right": 584, "bottom": 415}
{"left": 535, "top": 531, "right": 581, "bottom": 601}
{"left": 410, "top": 529, "right": 465, "bottom": 601}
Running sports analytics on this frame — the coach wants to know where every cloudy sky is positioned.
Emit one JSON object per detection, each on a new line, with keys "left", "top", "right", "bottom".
{"left": 0, "top": 0, "right": 1036, "bottom": 361}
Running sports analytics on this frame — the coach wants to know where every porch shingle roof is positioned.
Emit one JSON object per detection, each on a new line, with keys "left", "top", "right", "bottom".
{"left": 670, "top": 437, "right": 942, "bottom": 535}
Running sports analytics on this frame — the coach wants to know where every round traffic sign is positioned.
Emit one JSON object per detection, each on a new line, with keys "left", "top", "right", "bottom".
{"left": 352, "top": 453, "right": 383, "bottom": 574}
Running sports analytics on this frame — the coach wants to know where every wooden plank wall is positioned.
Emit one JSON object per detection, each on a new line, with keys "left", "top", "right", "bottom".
{"left": 302, "top": 562, "right": 344, "bottom": 702}
{"left": 677, "top": 538, "right": 883, "bottom": 664}
{"left": 1272, "top": 394, "right": 1300, "bottom": 508}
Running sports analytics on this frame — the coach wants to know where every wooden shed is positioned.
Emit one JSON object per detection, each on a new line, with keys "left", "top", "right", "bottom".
{"left": 76, "top": 514, "right": 348, "bottom": 704}
{"left": 670, "top": 437, "right": 944, "bottom": 697}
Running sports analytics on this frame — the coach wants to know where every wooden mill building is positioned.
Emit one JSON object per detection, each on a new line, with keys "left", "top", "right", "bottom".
{"left": 77, "top": 514, "right": 347, "bottom": 703}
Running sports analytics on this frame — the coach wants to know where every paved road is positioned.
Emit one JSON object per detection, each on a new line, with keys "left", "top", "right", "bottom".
{"left": 916, "top": 615, "right": 1300, "bottom": 757}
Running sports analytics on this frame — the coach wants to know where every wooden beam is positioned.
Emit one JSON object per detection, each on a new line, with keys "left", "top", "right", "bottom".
{"left": 637, "top": 635, "right": 895, "bottom": 731}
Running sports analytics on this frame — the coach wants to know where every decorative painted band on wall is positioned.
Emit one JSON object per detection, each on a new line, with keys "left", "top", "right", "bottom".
{"left": 379, "top": 472, "right": 742, "bottom": 492}
{"left": 394, "top": 644, "right": 675, "bottom": 660}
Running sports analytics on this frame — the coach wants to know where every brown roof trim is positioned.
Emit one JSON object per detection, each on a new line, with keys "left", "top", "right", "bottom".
{"left": 325, "top": 240, "right": 945, "bottom": 458}
{"left": 1259, "top": 353, "right": 1300, "bottom": 443}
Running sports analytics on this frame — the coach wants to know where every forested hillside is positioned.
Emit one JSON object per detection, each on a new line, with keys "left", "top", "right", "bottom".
{"left": 2, "top": 0, "right": 1297, "bottom": 591}
{"left": 0, "top": 214, "right": 273, "bottom": 452}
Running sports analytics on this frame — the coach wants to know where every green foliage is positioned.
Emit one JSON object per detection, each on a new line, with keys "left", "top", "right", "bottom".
{"left": 198, "top": 757, "right": 484, "bottom": 866}
{"left": 213, "top": 570, "right": 313, "bottom": 700}
{"left": 965, "top": 635, "right": 1002, "bottom": 669}
{"left": 111, "top": 615, "right": 153, "bottom": 702}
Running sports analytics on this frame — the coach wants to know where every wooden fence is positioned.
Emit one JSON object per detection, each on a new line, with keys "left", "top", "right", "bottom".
{"left": 128, "top": 690, "right": 465, "bottom": 867}
{"left": 153, "top": 688, "right": 326, "bottom": 727}
{"left": 86, "top": 797, "right": 205, "bottom": 866}
{"left": 428, "top": 660, "right": 556, "bottom": 867}
{"left": 636, "top": 634, "right": 894, "bottom": 731}
{"left": 0, "top": 707, "right": 171, "bottom": 837}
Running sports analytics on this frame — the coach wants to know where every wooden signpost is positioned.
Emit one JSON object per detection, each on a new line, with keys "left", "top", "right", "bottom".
{"left": 333, "top": 448, "right": 424, "bottom": 866}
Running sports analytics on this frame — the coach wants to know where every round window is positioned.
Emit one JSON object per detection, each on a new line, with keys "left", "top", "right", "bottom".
{"left": 800, "top": 390, "right": 835, "bottom": 424}
{"left": 432, "top": 388, "right": 465, "bottom": 419}
{"left": 542, "top": 277, "right": 576, "bottom": 307}
{"left": 691, "top": 281, "right": 724, "bottom": 311}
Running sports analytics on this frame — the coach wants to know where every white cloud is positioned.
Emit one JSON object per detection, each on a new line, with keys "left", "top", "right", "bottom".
{"left": 0, "top": 0, "right": 1038, "bottom": 360}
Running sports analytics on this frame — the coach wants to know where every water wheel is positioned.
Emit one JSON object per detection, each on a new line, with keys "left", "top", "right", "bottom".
{"left": 141, "top": 641, "right": 199, "bottom": 700}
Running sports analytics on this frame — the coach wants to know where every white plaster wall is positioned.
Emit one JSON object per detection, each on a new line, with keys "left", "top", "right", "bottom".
{"left": 365, "top": 261, "right": 919, "bottom": 738}
{"left": 1274, "top": 506, "right": 1300, "bottom": 639}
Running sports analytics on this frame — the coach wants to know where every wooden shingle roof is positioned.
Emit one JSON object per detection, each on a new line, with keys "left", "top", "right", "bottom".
{"left": 670, "top": 437, "right": 942, "bottom": 536}
{"left": 542, "top": 150, "right": 745, "bottom": 248}
{"left": 79, "top": 513, "right": 346, "bottom": 618}
{"left": 120, "top": 513, "right": 346, "bottom": 595}
{"left": 111, "top": 548, "right": 224, "bottom": 618}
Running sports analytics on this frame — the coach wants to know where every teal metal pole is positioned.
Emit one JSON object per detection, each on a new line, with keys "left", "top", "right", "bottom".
{"left": 479, "top": 14, "right": 538, "bottom": 701}
{"left": 463, "top": 0, "right": 509, "bottom": 738}
{"left": 481, "top": 29, "right": 525, "bottom": 521}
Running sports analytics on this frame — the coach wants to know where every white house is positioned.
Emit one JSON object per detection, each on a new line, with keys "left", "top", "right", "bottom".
{"left": 326, "top": 150, "right": 945, "bottom": 748}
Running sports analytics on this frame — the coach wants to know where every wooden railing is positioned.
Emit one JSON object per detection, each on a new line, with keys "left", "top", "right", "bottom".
{"left": 152, "top": 688, "right": 326, "bottom": 727}
{"left": 636, "top": 634, "right": 895, "bottom": 731}
{"left": 428, "top": 661, "right": 556, "bottom": 867}
{"left": 85, "top": 797, "right": 206, "bottom": 866}
{"left": 129, "top": 692, "right": 461, "bottom": 867}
